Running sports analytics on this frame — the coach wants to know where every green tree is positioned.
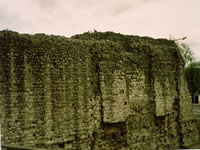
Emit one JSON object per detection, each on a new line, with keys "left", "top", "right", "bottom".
{"left": 177, "top": 43, "right": 200, "bottom": 102}
{"left": 178, "top": 43, "right": 195, "bottom": 66}
{"left": 184, "top": 61, "right": 200, "bottom": 102}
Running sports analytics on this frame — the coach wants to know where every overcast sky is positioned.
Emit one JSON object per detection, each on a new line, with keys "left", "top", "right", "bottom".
{"left": 0, "top": 0, "right": 200, "bottom": 60}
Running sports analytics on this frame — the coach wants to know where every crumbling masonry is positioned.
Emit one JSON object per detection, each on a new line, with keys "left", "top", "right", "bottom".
{"left": 0, "top": 31, "right": 199, "bottom": 149}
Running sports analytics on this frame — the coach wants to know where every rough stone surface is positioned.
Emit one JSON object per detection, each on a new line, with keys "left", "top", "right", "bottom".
{"left": 0, "top": 31, "right": 199, "bottom": 149}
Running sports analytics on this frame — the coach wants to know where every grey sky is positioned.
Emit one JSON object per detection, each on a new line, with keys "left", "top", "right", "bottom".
{"left": 0, "top": 0, "right": 200, "bottom": 60}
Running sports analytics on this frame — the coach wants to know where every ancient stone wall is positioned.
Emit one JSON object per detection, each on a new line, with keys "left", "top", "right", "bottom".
{"left": 0, "top": 31, "right": 199, "bottom": 149}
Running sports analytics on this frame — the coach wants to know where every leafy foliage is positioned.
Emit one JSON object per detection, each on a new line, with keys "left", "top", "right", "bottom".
{"left": 184, "top": 61, "right": 200, "bottom": 99}
{"left": 72, "top": 31, "right": 176, "bottom": 48}
{"left": 178, "top": 43, "right": 195, "bottom": 66}
{"left": 177, "top": 42, "right": 200, "bottom": 100}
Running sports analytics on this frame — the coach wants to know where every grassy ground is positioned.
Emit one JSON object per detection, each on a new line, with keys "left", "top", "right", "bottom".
{"left": 193, "top": 104, "right": 200, "bottom": 134}
{"left": 186, "top": 104, "right": 200, "bottom": 149}
{"left": 193, "top": 104, "right": 200, "bottom": 120}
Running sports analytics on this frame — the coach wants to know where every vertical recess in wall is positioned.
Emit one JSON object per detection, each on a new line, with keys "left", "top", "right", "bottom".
{"left": 72, "top": 48, "right": 81, "bottom": 150}
{"left": 23, "top": 52, "right": 35, "bottom": 145}
{"left": 43, "top": 56, "right": 53, "bottom": 142}
{"left": 0, "top": 36, "right": 11, "bottom": 144}
{"left": 11, "top": 44, "right": 25, "bottom": 144}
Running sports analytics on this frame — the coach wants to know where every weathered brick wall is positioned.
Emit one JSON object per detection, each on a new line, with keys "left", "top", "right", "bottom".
{"left": 0, "top": 31, "right": 199, "bottom": 149}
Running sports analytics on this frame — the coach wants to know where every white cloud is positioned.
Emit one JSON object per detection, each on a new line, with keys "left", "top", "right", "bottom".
{"left": 31, "top": 0, "right": 61, "bottom": 10}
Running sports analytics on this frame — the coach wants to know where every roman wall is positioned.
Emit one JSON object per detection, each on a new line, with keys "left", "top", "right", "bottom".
{"left": 0, "top": 31, "right": 199, "bottom": 149}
